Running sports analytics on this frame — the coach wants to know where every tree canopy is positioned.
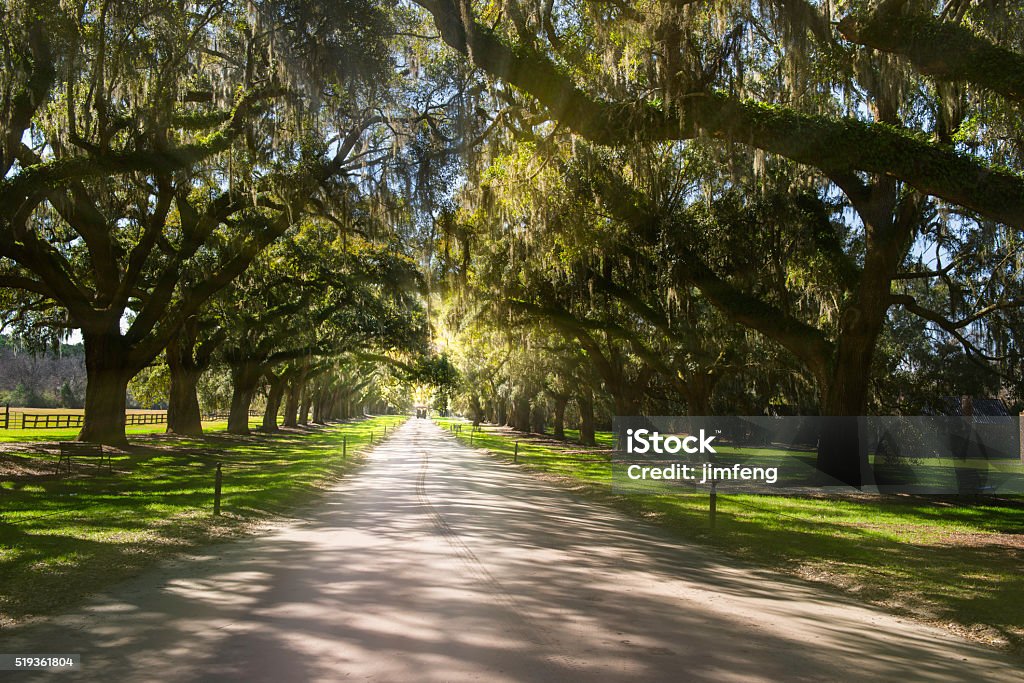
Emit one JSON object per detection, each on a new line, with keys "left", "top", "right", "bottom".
{"left": 1, "top": 0, "right": 1023, "bottom": 487}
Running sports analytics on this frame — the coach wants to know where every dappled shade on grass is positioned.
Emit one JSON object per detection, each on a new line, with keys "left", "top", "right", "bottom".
{"left": 0, "top": 416, "right": 406, "bottom": 624}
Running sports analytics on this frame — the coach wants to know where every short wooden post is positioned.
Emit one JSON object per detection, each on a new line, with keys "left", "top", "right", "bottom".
{"left": 709, "top": 480, "right": 717, "bottom": 531}
{"left": 514, "top": 440, "right": 519, "bottom": 463}
{"left": 214, "top": 463, "right": 223, "bottom": 516}
{"left": 343, "top": 436, "right": 347, "bottom": 458}
{"left": 2, "top": 403, "right": 7, "bottom": 430}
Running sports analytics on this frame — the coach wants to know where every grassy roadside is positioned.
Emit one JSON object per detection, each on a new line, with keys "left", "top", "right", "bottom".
{"left": 436, "top": 418, "right": 1024, "bottom": 656}
{"left": 0, "top": 416, "right": 405, "bottom": 625}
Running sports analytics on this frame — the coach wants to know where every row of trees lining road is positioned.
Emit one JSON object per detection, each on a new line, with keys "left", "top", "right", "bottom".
{"left": 0, "top": 0, "right": 449, "bottom": 443}
{"left": 417, "top": 0, "right": 1024, "bottom": 486}
{"left": 1, "top": 0, "right": 1023, "bottom": 489}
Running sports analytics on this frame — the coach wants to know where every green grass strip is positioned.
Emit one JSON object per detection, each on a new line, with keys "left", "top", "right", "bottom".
{"left": 0, "top": 416, "right": 405, "bottom": 624}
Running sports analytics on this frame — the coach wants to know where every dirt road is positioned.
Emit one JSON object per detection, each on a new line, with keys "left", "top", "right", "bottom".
{"left": 3, "top": 419, "right": 1018, "bottom": 681}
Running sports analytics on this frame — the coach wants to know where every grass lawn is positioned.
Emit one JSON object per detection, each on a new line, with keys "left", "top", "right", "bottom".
{"left": 0, "top": 416, "right": 405, "bottom": 625}
{"left": 436, "top": 418, "right": 1024, "bottom": 657}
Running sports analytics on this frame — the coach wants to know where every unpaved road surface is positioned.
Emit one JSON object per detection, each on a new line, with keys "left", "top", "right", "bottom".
{"left": 2, "top": 419, "right": 1019, "bottom": 681}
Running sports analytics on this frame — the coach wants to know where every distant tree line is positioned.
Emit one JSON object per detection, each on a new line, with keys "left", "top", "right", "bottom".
{"left": 0, "top": 336, "right": 86, "bottom": 409}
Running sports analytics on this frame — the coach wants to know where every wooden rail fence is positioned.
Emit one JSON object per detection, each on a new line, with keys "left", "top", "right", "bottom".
{"left": 1, "top": 404, "right": 170, "bottom": 429}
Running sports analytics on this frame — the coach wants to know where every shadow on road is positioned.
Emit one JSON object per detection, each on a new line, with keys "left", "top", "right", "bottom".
{"left": 3, "top": 420, "right": 1017, "bottom": 682}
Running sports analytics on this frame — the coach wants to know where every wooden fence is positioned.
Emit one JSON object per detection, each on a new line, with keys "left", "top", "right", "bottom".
{"left": 202, "top": 410, "right": 263, "bottom": 421}
{"left": 1, "top": 405, "right": 169, "bottom": 429}
{"left": 0, "top": 404, "right": 268, "bottom": 429}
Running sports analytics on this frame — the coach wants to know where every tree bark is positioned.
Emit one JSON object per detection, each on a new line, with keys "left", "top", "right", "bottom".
{"left": 227, "top": 362, "right": 262, "bottom": 434}
{"left": 166, "top": 335, "right": 204, "bottom": 436}
{"left": 79, "top": 328, "right": 132, "bottom": 446}
{"left": 469, "top": 394, "right": 483, "bottom": 426}
{"left": 611, "top": 383, "right": 643, "bottom": 417}
{"left": 261, "top": 373, "right": 287, "bottom": 432}
{"left": 552, "top": 394, "right": 568, "bottom": 439}
{"left": 838, "top": 7, "right": 1024, "bottom": 105}
{"left": 167, "top": 363, "right": 203, "bottom": 435}
{"left": 684, "top": 372, "right": 717, "bottom": 417}
{"left": 312, "top": 386, "right": 325, "bottom": 424}
{"left": 814, "top": 319, "right": 882, "bottom": 488}
{"left": 299, "top": 384, "right": 312, "bottom": 426}
{"left": 331, "top": 387, "right": 343, "bottom": 421}
{"left": 512, "top": 394, "right": 531, "bottom": 432}
{"left": 530, "top": 402, "right": 547, "bottom": 434}
{"left": 577, "top": 388, "right": 596, "bottom": 446}
{"left": 814, "top": 202, "right": 910, "bottom": 487}
{"left": 282, "top": 374, "right": 304, "bottom": 427}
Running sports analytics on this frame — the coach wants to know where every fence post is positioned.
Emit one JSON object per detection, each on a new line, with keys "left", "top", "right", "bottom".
{"left": 709, "top": 480, "right": 717, "bottom": 532}
{"left": 2, "top": 403, "right": 7, "bottom": 429}
{"left": 343, "top": 436, "right": 347, "bottom": 458}
{"left": 214, "top": 463, "right": 223, "bottom": 516}
{"left": 514, "top": 440, "right": 519, "bottom": 463}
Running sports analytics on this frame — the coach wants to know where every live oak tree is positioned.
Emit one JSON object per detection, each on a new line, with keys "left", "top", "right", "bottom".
{"left": 412, "top": 0, "right": 1024, "bottom": 485}
{"left": 0, "top": 0, "right": 398, "bottom": 444}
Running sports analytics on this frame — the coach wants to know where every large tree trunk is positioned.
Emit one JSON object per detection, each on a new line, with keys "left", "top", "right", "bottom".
{"left": 166, "top": 335, "right": 204, "bottom": 436}
{"left": 530, "top": 402, "right": 547, "bottom": 434}
{"left": 684, "top": 372, "right": 717, "bottom": 417}
{"left": 167, "top": 364, "right": 203, "bottom": 435}
{"left": 328, "top": 387, "right": 342, "bottom": 421}
{"left": 512, "top": 394, "right": 531, "bottom": 432}
{"left": 815, "top": 335, "right": 878, "bottom": 488}
{"left": 552, "top": 395, "right": 568, "bottom": 439}
{"left": 469, "top": 394, "right": 483, "bottom": 426}
{"left": 282, "top": 374, "right": 304, "bottom": 427}
{"left": 79, "top": 329, "right": 132, "bottom": 446}
{"left": 227, "top": 363, "right": 262, "bottom": 435}
{"left": 299, "top": 384, "right": 312, "bottom": 425}
{"left": 261, "top": 373, "right": 287, "bottom": 432}
{"left": 312, "top": 386, "right": 325, "bottom": 424}
{"left": 611, "top": 384, "right": 643, "bottom": 417}
{"left": 814, "top": 230, "right": 901, "bottom": 488}
{"left": 577, "top": 388, "right": 596, "bottom": 446}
